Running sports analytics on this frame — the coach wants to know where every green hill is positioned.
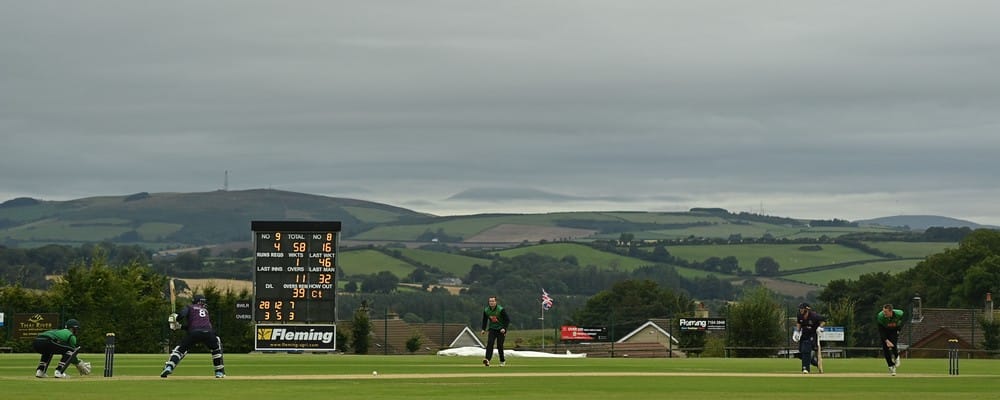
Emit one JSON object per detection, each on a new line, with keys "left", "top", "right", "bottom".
{"left": 0, "top": 189, "right": 426, "bottom": 247}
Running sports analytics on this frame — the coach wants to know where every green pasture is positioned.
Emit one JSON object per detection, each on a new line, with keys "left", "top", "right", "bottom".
{"left": 136, "top": 222, "right": 184, "bottom": 240}
{"left": 783, "top": 259, "right": 923, "bottom": 285}
{"left": 496, "top": 243, "right": 719, "bottom": 279}
{"left": 397, "top": 248, "right": 491, "bottom": 276}
{"left": 350, "top": 212, "right": 622, "bottom": 241}
{"left": 666, "top": 244, "right": 882, "bottom": 272}
{"left": 2, "top": 217, "right": 133, "bottom": 242}
{"left": 1, "top": 353, "right": 997, "bottom": 400}
{"left": 598, "top": 211, "right": 728, "bottom": 224}
{"left": 339, "top": 249, "right": 416, "bottom": 277}
{"left": 342, "top": 206, "right": 411, "bottom": 224}
{"left": 863, "top": 241, "right": 956, "bottom": 258}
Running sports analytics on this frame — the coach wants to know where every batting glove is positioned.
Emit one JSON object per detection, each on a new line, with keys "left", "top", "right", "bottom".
{"left": 817, "top": 327, "right": 824, "bottom": 334}
{"left": 792, "top": 329, "right": 801, "bottom": 342}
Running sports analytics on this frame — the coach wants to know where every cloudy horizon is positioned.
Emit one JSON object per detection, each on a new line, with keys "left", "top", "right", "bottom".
{"left": 3, "top": 1, "right": 999, "bottom": 224}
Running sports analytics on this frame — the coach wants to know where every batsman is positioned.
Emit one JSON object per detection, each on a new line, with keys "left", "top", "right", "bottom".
{"left": 793, "top": 303, "right": 826, "bottom": 374}
{"left": 160, "top": 294, "right": 227, "bottom": 378}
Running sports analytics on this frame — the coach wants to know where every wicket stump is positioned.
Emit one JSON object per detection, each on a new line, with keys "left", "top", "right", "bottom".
{"left": 947, "top": 338, "right": 959, "bottom": 375}
{"left": 104, "top": 333, "right": 116, "bottom": 377}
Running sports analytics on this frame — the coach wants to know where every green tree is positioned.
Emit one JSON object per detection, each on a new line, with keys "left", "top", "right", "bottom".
{"left": 351, "top": 302, "right": 372, "bottom": 354}
{"left": 754, "top": 257, "right": 780, "bottom": 276}
{"left": 361, "top": 271, "right": 399, "bottom": 294}
{"left": 572, "top": 279, "right": 692, "bottom": 340}
{"left": 980, "top": 317, "right": 1000, "bottom": 352}
{"left": 823, "top": 297, "right": 858, "bottom": 348}
{"left": 406, "top": 332, "right": 423, "bottom": 353}
{"left": 725, "top": 287, "right": 784, "bottom": 357}
{"left": 50, "top": 252, "right": 168, "bottom": 353}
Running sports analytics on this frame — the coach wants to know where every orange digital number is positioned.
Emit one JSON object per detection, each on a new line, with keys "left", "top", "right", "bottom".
{"left": 293, "top": 288, "right": 306, "bottom": 298}
{"left": 275, "top": 301, "right": 282, "bottom": 310}
{"left": 318, "top": 273, "right": 332, "bottom": 284}
{"left": 273, "top": 241, "right": 280, "bottom": 251}
{"left": 323, "top": 242, "right": 332, "bottom": 252}
{"left": 289, "top": 311, "right": 295, "bottom": 321}
{"left": 275, "top": 232, "right": 281, "bottom": 240}
{"left": 258, "top": 301, "right": 270, "bottom": 310}
{"left": 293, "top": 242, "right": 306, "bottom": 252}
{"left": 319, "top": 258, "right": 331, "bottom": 267}
{"left": 264, "top": 311, "right": 271, "bottom": 320}
{"left": 326, "top": 233, "right": 333, "bottom": 241}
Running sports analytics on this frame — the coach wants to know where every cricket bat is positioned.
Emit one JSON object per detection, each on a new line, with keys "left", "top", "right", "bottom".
{"left": 169, "top": 279, "right": 177, "bottom": 312}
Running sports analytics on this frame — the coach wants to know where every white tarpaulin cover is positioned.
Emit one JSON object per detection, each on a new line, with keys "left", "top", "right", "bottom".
{"left": 436, "top": 346, "right": 586, "bottom": 358}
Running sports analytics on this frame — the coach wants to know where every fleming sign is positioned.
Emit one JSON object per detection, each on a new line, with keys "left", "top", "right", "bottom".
{"left": 255, "top": 324, "right": 337, "bottom": 351}
{"left": 678, "top": 318, "right": 727, "bottom": 331}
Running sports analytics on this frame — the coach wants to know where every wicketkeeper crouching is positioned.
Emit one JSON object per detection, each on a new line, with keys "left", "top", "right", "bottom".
{"left": 32, "top": 319, "right": 92, "bottom": 378}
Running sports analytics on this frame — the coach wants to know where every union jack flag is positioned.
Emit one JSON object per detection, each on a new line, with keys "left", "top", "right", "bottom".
{"left": 541, "top": 289, "right": 554, "bottom": 310}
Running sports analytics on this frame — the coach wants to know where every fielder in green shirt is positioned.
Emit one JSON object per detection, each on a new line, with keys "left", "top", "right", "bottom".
{"left": 876, "top": 304, "right": 904, "bottom": 376}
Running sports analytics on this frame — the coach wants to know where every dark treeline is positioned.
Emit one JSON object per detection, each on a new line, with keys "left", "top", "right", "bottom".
{"left": 817, "top": 229, "right": 1000, "bottom": 350}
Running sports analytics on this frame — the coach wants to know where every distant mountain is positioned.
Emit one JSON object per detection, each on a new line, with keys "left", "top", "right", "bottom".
{"left": 4, "top": 188, "right": 993, "bottom": 249}
{"left": 0, "top": 189, "right": 429, "bottom": 246}
{"left": 854, "top": 215, "right": 997, "bottom": 231}
{"left": 446, "top": 187, "right": 632, "bottom": 202}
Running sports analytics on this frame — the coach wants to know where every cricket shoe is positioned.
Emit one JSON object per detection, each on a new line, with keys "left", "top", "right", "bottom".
{"left": 160, "top": 366, "right": 173, "bottom": 378}
{"left": 500, "top": 361, "right": 506, "bottom": 367}
{"left": 482, "top": 359, "right": 490, "bottom": 367}
{"left": 215, "top": 371, "right": 226, "bottom": 378}
{"left": 35, "top": 370, "right": 47, "bottom": 378}
{"left": 54, "top": 370, "right": 69, "bottom": 379}
{"left": 802, "top": 368, "right": 809, "bottom": 374}
{"left": 894, "top": 355, "right": 901, "bottom": 367}
{"left": 889, "top": 366, "right": 896, "bottom": 376}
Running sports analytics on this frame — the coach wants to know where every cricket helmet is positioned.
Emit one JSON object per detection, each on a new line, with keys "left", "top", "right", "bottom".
{"left": 65, "top": 319, "right": 81, "bottom": 329}
{"left": 193, "top": 294, "right": 207, "bottom": 304}
{"left": 798, "top": 302, "right": 810, "bottom": 310}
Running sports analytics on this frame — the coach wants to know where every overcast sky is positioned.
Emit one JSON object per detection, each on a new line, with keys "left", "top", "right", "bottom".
{"left": 3, "top": 1, "right": 999, "bottom": 224}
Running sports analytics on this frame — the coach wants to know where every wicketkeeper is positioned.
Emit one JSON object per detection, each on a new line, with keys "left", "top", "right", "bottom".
{"left": 32, "top": 319, "right": 92, "bottom": 378}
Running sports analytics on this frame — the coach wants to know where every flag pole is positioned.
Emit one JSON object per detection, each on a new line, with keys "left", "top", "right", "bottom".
{"left": 540, "top": 302, "right": 545, "bottom": 349}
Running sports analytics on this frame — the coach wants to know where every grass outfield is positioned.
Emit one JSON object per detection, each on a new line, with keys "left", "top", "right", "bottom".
{"left": 2, "top": 353, "right": 998, "bottom": 399}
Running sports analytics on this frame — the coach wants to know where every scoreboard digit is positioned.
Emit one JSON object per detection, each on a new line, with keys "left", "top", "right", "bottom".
{"left": 251, "top": 221, "right": 340, "bottom": 323}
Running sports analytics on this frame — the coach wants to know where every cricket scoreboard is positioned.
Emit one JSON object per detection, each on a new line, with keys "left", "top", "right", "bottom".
{"left": 251, "top": 221, "right": 340, "bottom": 324}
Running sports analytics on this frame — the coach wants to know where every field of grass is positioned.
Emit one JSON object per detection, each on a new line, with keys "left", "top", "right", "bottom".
{"left": 665, "top": 244, "right": 882, "bottom": 272}
{"left": 397, "top": 248, "right": 491, "bottom": 276}
{"left": 863, "top": 241, "right": 956, "bottom": 258}
{"left": 2, "top": 217, "right": 134, "bottom": 242}
{"left": 783, "top": 259, "right": 923, "bottom": 285}
{"left": 496, "top": 243, "right": 720, "bottom": 278}
{"left": 1, "top": 353, "right": 997, "bottom": 400}
{"left": 339, "top": 249, "right": 417, "bottom": 277}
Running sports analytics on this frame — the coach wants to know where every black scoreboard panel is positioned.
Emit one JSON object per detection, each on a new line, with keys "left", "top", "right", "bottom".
{"left": 251, "top": 221, "right": 340, "bottom": 323}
